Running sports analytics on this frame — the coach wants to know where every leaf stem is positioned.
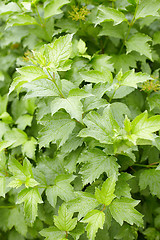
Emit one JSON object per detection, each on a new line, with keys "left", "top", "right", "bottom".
{"left": 0, "top": 205, "right": 15, "bottom": 209}
{"left": 119, "top": 2, "right": 139, "bottom": 54}
{"left": 119, "top": 22, "right": 132, "bottom": 54}
{"left": 149, "top": 161, "right": 159, "bottom": 166}
{"left": 112, "top": 1, "right": 115, "bottom": 8}
{"left": 109, "top": 84, "right": 119, "bottom": 103}
{"left": 33, "top": 3, "right": 44, "bottom": 26}
{"left": 133, "top": 163, "right": 157, "bottom": 168}
{"left": 101, "top": 204, "right": 106, "bottom": 212}
{"left": 47, "top": 70, "right": 65, "bottom": 98}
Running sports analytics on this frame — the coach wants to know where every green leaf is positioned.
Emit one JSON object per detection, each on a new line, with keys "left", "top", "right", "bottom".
{"left": 17, "top": 66, "right": 48, "bottom": 81}
{"left": 0, "top": 112, "right": 13, "bottom": 124}
{"left": 78, "top": 39, "right": 87, "bottom": 55}
{"left": 0, "top": 2, "right": 21, "bottom": 15}
{"left": 44, "top": 0, "right": 70, "bottom": 19}
{"left": 78, "top": 149, "right": 119, "bottom": 185}
{"left": 0, "top": 141, "right": 13, "bottom": 153}
{"left": 147, "top": 92, "right": 160, "bottom": 111}
{"left": 8, "top": 157, "right": 26, "bottom": 177}
{"left": 94, "top": 5, "right": 127, "bottom": 26}
{"left": 82, "top": 209, "right": 105, "bottom": 240}
{"left": 16, "top": 114, "right": 33, "bottom": 130}
{"left": 135, "top": 0, "right": 160, "bottom": 20}
{"left": 110, "top": 102, "right": 131, "bottom": 128}
{"left": 99, "top": 22, "right": 128, "bottom": 39}
{"left": 64, "top": 147, "right": 83, "bottom": 173}
{"left": 83, "top": 97, "right": 108, "bottom": 113}
{"left": 80, "top": 70, "right": 113, "bottom": 84}
{"left": 21, "top": 2, "right": 31, "bottom": 11}
{"left": 60, "top": 131, "right": 83, "bottom": 155}
{"left": 51, "top": 97, "right": 83, "bottom": 123}
{"left": 54, "top": 204, "right": 77, "bottom": 232}
{"left": 0, "top": 176, "right": 6, "bottom": 197}
{"left": 8, "top": 207, "right": 27, "bottom": 236}
{"left": 46, "top": 174, "right": 75, "bottom": 208}
{"left": 139, "top": 169, "right": 160, "bottom": 198}
{"left": 109, "top": 197, "right": 143, "bottom": 226}
{"left": 22, "top": 137, "right": 37, "bottom": 160}
{"left": 40, "top": 226, "right": 66, "bottom": 240}
{"left": 79, "top": 106, "right": 120, "bottom": 144}
{"left": 91, "top": 55, "right": 114, "bottom": 72}
{"left": 47, "top": 34, "right": 73, "bottom": 71}
{"left": 115, "top": 223, "right": 138, "bottom": 240}
{"left": 129, "top": 111, "right": 160, "bottom": 143}
{"left": 120, "top": 69, "right": 151, "bottom": 88}
{"left": 24, "top": 79, "right": 59, "bottom": 98}
{"left": 51, "top": 88, "right": 91, "bottom": 123}
{"left": 6, "top": 14, "right": 37, "bottom": 29}
{"left": 69, "top": 222, "right": 85, "bottom": 240}
{"left": 153, "top": 31, "right": 160, "bottom": 45}
{"left": 38, "top": 112, "right": 76, "bottom": 148}
{"left": 9, "top": 66, "right": 48, "bottom": 94}
{"left": 66, "top": 192, "right": 99, "bottom": 220}
{"left": 17, "top": 187, "right": 43, "bottom": 224}
{"left": 115, "top": 173, "right": 132, "bottom": 198}
{"left": 0, "top": 150, "right": 6, "bottom": 170}
{"left": 143, "top": 227, "right": 160, "bottom": 240}
{"left": 4, "top": 128, "right": 28, "bottom": 148}
{"left": 95, "top": 176, "right": 116, "bottom": 206}
{"left": 0, "top": 94, "right": 8, "bottom": 115}
{"left": 111, "top": 53, "right": 137, "bottom": 73}
{"left": 126, "top": 33, "right": 152, "bottom": 60}
{"left": 8, "top": 157, "right": 39, "bottom": 188}
{"left": 0, "top": 122, "right": 10, "bottom": 140}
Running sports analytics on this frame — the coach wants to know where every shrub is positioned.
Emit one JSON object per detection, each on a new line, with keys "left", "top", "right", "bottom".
{"left": 0, "top": 0, "right": 160, "bottom": 239}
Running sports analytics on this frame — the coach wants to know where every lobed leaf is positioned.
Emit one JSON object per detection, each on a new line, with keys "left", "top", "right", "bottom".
{"left": 44, "top": 0, "right": 70, "bottom": 19}
{"left": 79, "top": 106, "right": 120, "bottom": 144}
{"left": 95, "top": 176, "right": 116, "bottom": 206}
{"left": 139, "top": 169, "right": 160, "bottom": 198}
{"left": 54, "top": 204, "right": 77, "bottom": 232}
{"left": 109, "top": 198, "right": 143, "bottom": 226}
{"left": 78, "top": 149, "right": 119, "bottom": 185}
{"left": 126, "top": 33, "right": 152, "bottom": 60}
{"left": 82, "top": 210, "right": 105, "bottom": 240}
{"left": 46, "top": 174, "right": 75, "bottom": 207}
{"left": 38, "top": 112, "right": 76, "bottom": 148}
{"left": 40, "top": 226, "right": 66, "bottom": 240}
{"left": 17, "top": 188, "right": 43, "bottom": 224}
{"left": 94, "top": 5, "right": 127, "bottom": 26}
{"left": 135, "top": 0, "right": 160, "bottom": 20}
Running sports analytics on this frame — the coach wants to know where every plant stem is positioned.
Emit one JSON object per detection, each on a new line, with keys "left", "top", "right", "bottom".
{"left": 119, "top": 1, "right": 139, "bottom": 54}
{"left": 16, "top": 2, "right": 23, "bottom": 11}
{"left": 119, "top": 22, "right": 132, "bottom": 54}
{"left": 101, "top": 204, "right": 106, "bottom": 212}
{"left": 109, "top": 84, "right": 119, "bottom": 103}
{"left": 34, "top": 3, "right": 44, "bottom": 26}
{"left": 134, "top": 163, "right": 157, "bottom": 168}
{"left": 0, "top": 205, "right": 15, "bottom": 209}
{"left": 47, "top": 70, "right": 65, "bottom": 98}
{"left": 149, "top": 162, "right": 159, "bottom": 166}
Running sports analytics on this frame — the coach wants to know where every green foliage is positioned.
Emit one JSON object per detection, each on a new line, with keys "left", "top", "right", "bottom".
{"left": 0, "top": 0, "right": 160, "bottom": 239}
{"left": 54, "top": 204, "right": 77, "bottom": 232}
{"left": 82, "top": 210, "right": 105, "bottom": 240}
{"left": 109, "top": 198, "right": 143, "bottom": 226}
{"left": 95, "top": 176, "right": 116, "bottom": 206}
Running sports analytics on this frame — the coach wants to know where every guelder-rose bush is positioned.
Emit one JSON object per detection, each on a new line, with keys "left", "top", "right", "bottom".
{"left": 0, "top": 0, "right": 160, "bottom": 239}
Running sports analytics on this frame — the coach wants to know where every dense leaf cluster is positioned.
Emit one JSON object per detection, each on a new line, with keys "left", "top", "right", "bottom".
{"left": 0, "top": 0, "right": 160, "bottom": 239}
